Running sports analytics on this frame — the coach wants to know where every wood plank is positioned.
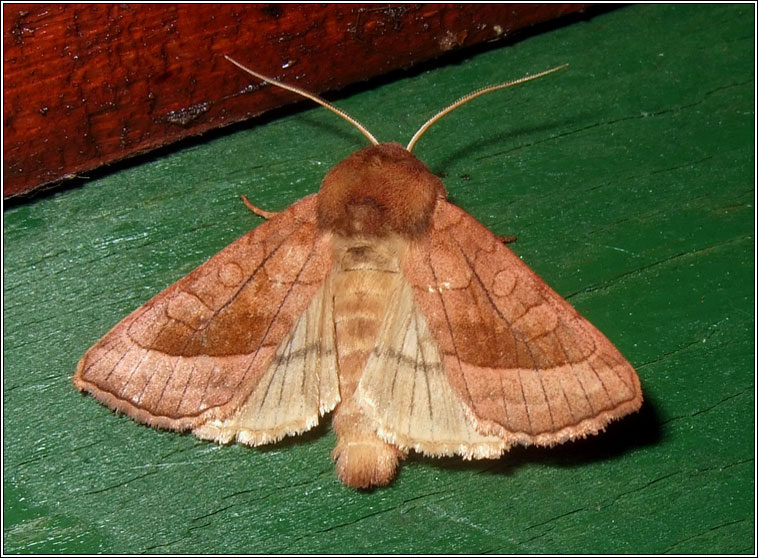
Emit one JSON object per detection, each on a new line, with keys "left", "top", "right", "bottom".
{"left": 3, "top": 4, "right": 753, "bottom": 554}
{"left": 3, "top": 3, "right": 590, "bottom": 197}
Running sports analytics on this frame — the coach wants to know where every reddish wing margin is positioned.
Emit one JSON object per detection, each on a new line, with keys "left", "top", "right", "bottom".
{"left": 74, "top": 195, "right": 333, "bottom": 431}
{"left": 406, "top": 201, "right": 643, "bottom": 447}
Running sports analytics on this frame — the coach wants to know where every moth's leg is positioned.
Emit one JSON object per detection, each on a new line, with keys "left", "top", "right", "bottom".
{"left": 498, "top": 235, "right": 518, "bottom": 244}
{"left": 241, "top": 194, "right": 279, "bottom": 220}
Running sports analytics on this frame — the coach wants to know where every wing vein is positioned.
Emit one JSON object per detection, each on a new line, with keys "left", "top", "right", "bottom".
{"left": 451, "top": 237, "right": 549, "bottom": 432}
{"left": 231, "top": 235, "right": 323, "bottom": 399}
{"left": 585, "top": 346, "right": 614, "bottom": 409}
{"left": 416, "top": 312, "right": 435, "bottom": 436}
{"left": 424, "top": 254, "right": 476, "bottom": 407}
{"left": 555, "top": 328, "right": 596, "bottom": 416}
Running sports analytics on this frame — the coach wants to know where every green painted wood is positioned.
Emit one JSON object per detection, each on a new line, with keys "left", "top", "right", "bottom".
{"left": 4, "top": 4, "right": 754, "bottom": 554}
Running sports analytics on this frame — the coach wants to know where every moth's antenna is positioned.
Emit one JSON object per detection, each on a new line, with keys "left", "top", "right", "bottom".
{"left": 406, "top": 64, "right": 569, "bottom": 153}
{"left": 225, "top": 55, "right": 380, "bottom": 146}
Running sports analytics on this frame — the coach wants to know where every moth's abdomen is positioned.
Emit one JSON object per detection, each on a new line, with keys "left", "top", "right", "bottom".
{"left": 330, "top": 235, "right": 409, "bottom": 487}
{"left": 332, "top": 236, "right": 408, "bottom": 399}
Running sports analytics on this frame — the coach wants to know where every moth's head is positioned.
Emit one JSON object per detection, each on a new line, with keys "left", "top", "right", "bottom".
{"left": 317, "top": 143, "right": 446, "bottom": 238}
{"left": 223, "top": 57, "right": 567, "bottom": 238}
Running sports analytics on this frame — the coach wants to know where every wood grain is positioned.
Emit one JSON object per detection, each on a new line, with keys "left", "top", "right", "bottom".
{"left": 3, "top": 3, "right": 591, "bottom": 197}
{"left": 3, "top": 3, "right": 753, "bottom": 553}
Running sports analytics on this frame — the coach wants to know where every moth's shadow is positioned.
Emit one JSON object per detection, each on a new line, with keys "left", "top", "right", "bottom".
{"left": 252, "top": 391, "right": 662, "bottom": 483}
{"left": 296, "top": 114, "right": 368, "bottom": 151}
{"left": 428, "top": 394, "right": 664, "bottom": 479}
{"left": 431, "top": 110, "right": 597, "bottom": 183}
{"left": 287, "top": 102, "right": 600, "bottom": 179}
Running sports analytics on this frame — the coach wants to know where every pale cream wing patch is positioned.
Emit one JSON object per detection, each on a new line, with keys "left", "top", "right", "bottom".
{"left": 355, "top": 280, "right": 509, "bottom": 459}
{"left": 193, "top": 279, "right": 339, "bottom": 445}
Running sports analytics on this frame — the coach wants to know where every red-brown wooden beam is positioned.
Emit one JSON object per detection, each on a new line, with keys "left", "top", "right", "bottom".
{"left": 3, "top": 4, "right": 590, "bottom": 198}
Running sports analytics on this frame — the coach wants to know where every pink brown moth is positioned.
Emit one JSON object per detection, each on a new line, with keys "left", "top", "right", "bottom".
{"left": 74, "top": 57, "right": 642, "bottom": 489}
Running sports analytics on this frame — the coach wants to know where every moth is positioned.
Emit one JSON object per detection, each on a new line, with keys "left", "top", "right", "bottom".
{"left": 74, "top": 56, "right": 643, "bottom": 489}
